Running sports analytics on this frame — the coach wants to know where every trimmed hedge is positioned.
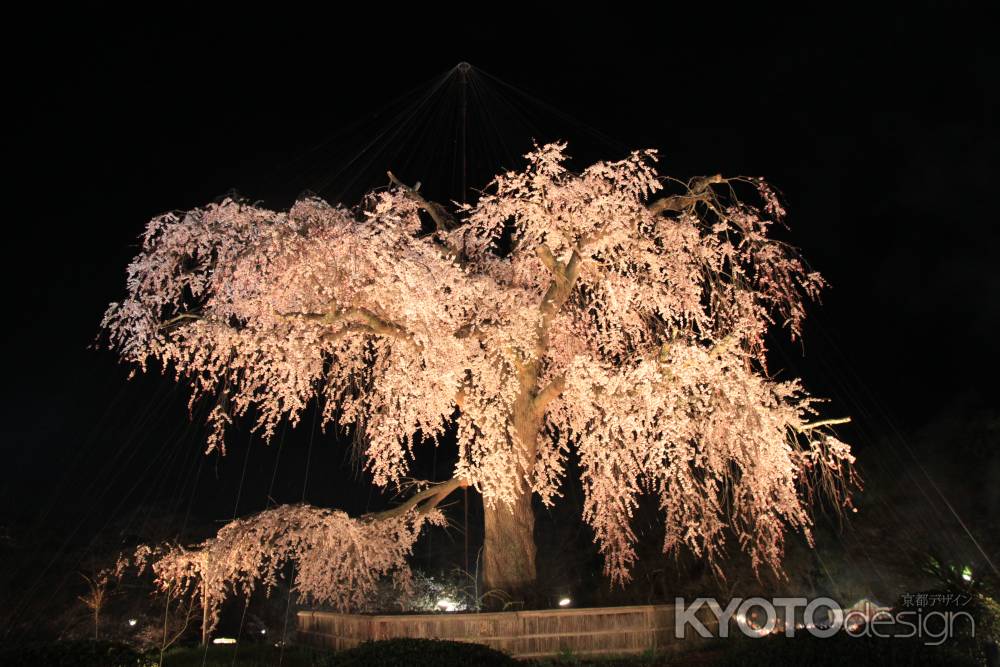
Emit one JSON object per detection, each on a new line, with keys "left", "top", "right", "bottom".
{"left": 713, "top": 633, "right": 981, "bottom": 667}
{"left": 0, "top": 640, "right": 144, "bottom": 667}
{"left": 0, "top": 639, "right": 517, "bottom": 667}
{"left": 159, "top": 644, "right": 327, "bottom": 666}
{"left": 319, "top": 638, "right": 519, "bottom": 666}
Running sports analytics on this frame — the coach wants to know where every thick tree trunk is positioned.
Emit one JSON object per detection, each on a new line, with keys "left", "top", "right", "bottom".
{"left": 482, "top": 487, "right": 537, "bottom": 605}
{"left": 482, "top": 394, "right": 541, "bottom": 607}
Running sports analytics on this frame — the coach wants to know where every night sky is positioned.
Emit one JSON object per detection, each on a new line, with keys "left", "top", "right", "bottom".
{"left": 2, "top": 3, "right": 997, "bottom": 612}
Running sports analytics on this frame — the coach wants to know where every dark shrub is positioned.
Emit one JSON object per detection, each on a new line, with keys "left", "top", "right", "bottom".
{"left": 713, "top": 632, "right": 979, "bottom": 667}
{"left": 0, "top": 639, "right": 143, "bottom": 667}
{"left": 159, "top": 643, "right": 328, "bottom": 666}
{"left": 318, "top": 638, "right": 518, "bottom": 666}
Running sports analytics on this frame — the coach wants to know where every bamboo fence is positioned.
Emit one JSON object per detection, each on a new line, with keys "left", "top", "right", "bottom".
{"left": 297, "top": 603, "right": 717, "bottom": 658}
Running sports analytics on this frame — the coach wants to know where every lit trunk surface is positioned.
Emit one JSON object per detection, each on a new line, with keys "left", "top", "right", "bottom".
{"left": 482, "top": 487, "right": 537, "bottom": 604}
{"left": 481, "top": 398, "right": 540, "bottom": 607}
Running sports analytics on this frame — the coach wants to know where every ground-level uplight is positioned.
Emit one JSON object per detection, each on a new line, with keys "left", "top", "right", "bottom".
{"left": 127, "top": 618, "right": 137, "bottom": 627}
{"left": 558, "top": 597, "right": 571, "bottom": 607}
{"left": 212, "top": 637, "right": 237, "bottom": 645}
{"left": 437, "top": 598, "right": 457, "bottom": 612}
{"left": 962, "top": 565, "right": 973, "bottom": 582}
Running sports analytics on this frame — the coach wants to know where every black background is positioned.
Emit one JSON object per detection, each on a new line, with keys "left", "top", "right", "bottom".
{"left": 2, "top": 2, "right": 996, "bottom": 607}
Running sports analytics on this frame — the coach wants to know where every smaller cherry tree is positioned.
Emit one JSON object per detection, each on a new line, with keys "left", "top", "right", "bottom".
{"left": 129, "top": 501, "right": 447, "bottom": 641}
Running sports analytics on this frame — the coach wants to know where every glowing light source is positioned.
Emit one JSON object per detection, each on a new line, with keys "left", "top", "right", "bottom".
{"left": 212, "top": 637, "right": 237, "bottom": 645}
{"left": 260, "top": 628, "right": 267, "bottom": 635}
{"left": 436, "top": 598, "right": 457, "bottom": 612}
{"left": 127, "top": 618, "right": 137, "bottom": 627}
{"left": 558, "top": 597, "right": 571, "bottom": 607}
{"left": 962, "top": 566, "right": 973, "bottom": 582}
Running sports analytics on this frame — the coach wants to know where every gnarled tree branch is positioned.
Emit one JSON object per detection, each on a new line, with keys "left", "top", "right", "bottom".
{"left": 533, "top": 374, "right": 566, "bottom": 418}
{"left": 648, "top": 175, "right": 725, "bottom": 215}
{"left": 387, "top": 171, "right": 462, "bottom": 257}
{"left": 795, "top": 417, "right": 852, "bottom": 433}
{"left": 365, "top": 477, "right": 469, "bottom": 522}
{"left": 279, "top": 304, "right": 420, "bottom": 348}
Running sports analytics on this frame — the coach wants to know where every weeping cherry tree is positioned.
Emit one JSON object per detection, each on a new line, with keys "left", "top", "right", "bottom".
{"left": 103, "top": 143, "right": 855, "bottom": 625}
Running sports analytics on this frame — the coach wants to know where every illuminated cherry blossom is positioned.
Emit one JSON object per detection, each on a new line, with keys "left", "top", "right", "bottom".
{"left": 104, "top": 142, "right": 855, "bottom": 608}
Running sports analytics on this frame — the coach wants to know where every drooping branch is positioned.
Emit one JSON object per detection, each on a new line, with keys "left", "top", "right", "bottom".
{"left": 156, "top": 312, "right": 203, "bottom": 330}
{"left": 533, "top": 375, "right": 566, "bottom": 418}
{"left": 648, "top": 193, "right": 705, "bottom": 214}
{"left": 535, "top": 245, "right": 565, "bottom": 279}
{"left": 279, "top": 304, "right": 420, "bottom": 348}
{"left": 537, "top": 245, "right": 583, "bottom": 318}
{"left": 337, "top": 306, "right": 415, "bottom": 342}
{"left": 387, "top": 171, "right": 460, "bottom": 248}
{"left": 366, "top": 477, "right": 469, "bottom": 522}
{"left": 519, "top": 243, "right": 585, "bottom": 411}
{"left": 321, "top": 322, "right": 380, "bottom": 344}
{"left": 795, "top": 417, "right": 852, "bottom": 433}
{"left": 648, "top": 174, "right": 725, "bottom": 214}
